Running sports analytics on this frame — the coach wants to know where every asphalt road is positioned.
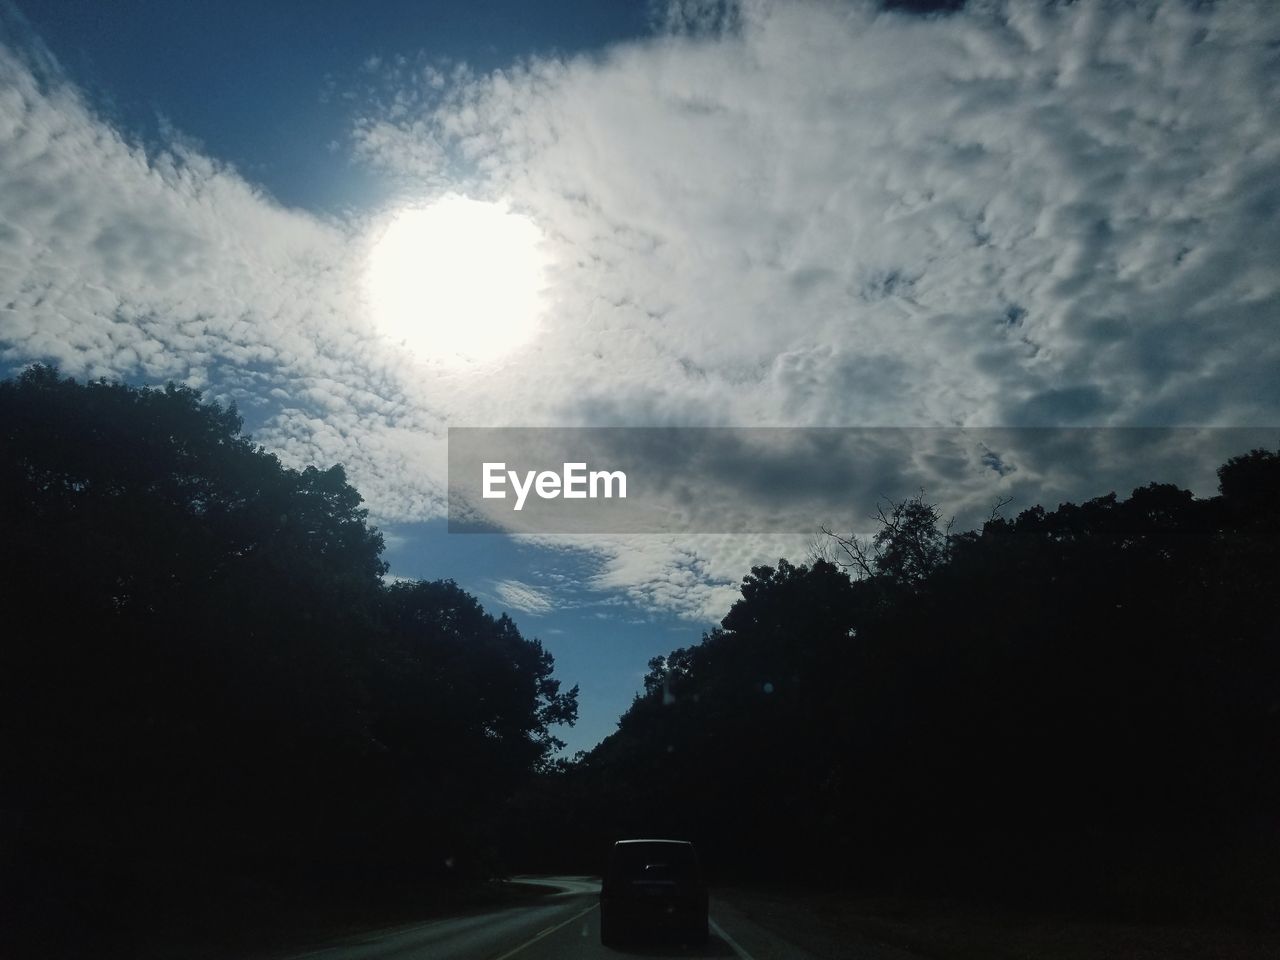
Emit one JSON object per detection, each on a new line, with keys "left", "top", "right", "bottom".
{"left": 264, "top": 876, "right": 833, "bottom": 960}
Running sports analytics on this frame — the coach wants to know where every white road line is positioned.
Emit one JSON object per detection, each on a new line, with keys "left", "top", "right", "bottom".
{"left": 490, "top": 903, "right": 598, "bottom": 960}
{"left": 710, "top": 917, "right": 757, "bottom": 960}
{"left": 274, "top": 916, "right": 453, "bottom": 959}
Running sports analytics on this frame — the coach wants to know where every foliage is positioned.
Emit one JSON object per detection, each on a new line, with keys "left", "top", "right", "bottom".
{"left": 0, "top": 366, "right": 576, "bottom": 950}
{"left": 522, "top": 448, "right": 1280, "bottom": 915}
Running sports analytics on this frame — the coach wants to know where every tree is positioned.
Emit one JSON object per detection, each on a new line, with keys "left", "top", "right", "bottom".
{"left": 561, "top": 463, "right": 1280, "bottom": 910}
{"left": 821, "top": 490, "right": 949, "bottom": 587}
{"left": 0, "top": 366, "right": 578, "bottom": 952}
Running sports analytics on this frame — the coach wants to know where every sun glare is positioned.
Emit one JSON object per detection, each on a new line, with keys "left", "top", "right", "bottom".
{"left": 366, "top": 197, "right": 548, "bottom": 365}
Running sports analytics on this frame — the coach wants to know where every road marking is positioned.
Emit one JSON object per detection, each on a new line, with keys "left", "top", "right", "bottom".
{"left": 490, "top": 903, "right": 598, "bottom": 960}
{"left": 275, "top": 916, "right": 454, "bottom": 959}
{"left": 710, "top": 917, "right": 757, "bottom": 960}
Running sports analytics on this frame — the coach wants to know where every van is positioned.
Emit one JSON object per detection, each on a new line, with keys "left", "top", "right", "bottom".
{"left": 599, "top": 838, "right": 709, "bottom": 946}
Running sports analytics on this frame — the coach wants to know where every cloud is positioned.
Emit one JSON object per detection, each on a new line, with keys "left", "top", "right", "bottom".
{"left": 580, "top": 532, "right": 808, "bottom": 623}
{"left": 491, "top": 578, "right": 557, "bottom": 615}
{"left": 0, "top": 47, "right": 342, "bottom": 381}
{"left": 0, "top": 35, "right": 465, "bottom": 523}
{"left": 353, "top": 0, "right": 1280, "bottom": 431}
{"left": 3, "top": 0, "right": 1278, "bottom": 623}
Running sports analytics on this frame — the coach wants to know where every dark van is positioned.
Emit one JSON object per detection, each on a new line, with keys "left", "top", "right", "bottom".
{"left": 600, "top": 838, "right": 709, "bottom": 946}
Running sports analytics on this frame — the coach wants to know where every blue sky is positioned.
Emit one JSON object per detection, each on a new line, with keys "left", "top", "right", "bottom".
{"left": 2, "top": 0, "right": 1278, "bottom": 753}
{"left": 19, "top": 0, "right": 652, "bottom": 211}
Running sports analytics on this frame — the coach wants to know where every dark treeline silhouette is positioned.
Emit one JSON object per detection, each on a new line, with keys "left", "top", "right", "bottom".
{"left": 508, "top": 452, "right": 1280, "bottom": 919}
{"left": 0, "top": 366, "right": 577, "bottom": 955}
{"left": 4, "top": 364, "right": 1277, "bottom": 954}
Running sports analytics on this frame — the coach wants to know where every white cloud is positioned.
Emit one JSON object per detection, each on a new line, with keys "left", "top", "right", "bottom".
{"left": 351, "top": 0, "right": 1280, "bottom": 618}
{"left": 2, "top": 0, "right": 1278, "bottom": 623}
{"left": 0, "top": 39, "right": 463, "bottom": 523}
{"left": 354, "top": 0, "right": 1280, "bottom": 430}
{"left": 491, "top": 578, "right": 556, "bottom": 615}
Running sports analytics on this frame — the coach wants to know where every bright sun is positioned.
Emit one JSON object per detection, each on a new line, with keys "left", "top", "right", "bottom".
{"left": 366, "top": 196, "right": 548, "bottom": 364}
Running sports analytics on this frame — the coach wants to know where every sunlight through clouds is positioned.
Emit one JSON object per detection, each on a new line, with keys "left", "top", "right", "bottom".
{"left": 2, "top": 0, "right": 1278, "bottom": 622}
{"left": 366, "top": 196, "right": 549, "bottom": 365}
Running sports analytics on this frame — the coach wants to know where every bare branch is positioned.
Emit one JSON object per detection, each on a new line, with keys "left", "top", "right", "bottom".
{"left": 819, "top": 523, "right": 875, "bottom": 580}
{"left": 988, "top": 494, "right": 1014, "bottom": 524}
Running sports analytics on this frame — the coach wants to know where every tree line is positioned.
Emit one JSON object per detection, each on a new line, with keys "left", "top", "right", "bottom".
{"left": 509, "top": 447, "right": 1280, "bottom": 919}
{"left": 3, "top": 363, "right": 1276, "bottom": 953}
{"left": 0, "top": 365, "right": 577, "bottom": 954}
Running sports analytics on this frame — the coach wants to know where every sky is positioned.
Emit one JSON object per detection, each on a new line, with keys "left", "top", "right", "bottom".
{"left": 1, "top": 0, "right": 1278, "bottom": 754}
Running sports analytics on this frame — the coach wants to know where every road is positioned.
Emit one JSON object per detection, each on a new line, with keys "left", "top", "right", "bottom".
{"left": 262, "top": 876, "right": 839, "bottom": 960}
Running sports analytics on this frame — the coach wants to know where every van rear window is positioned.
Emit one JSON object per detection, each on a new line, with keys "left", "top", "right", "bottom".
{"left": 611, "top": 843, "right": 697, "bottom": 879}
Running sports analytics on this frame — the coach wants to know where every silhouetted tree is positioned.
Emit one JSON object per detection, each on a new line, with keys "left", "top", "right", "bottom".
{"left": 536, "top": 453, "right": 1280, "bottom": 916}
{"left": 0, "top": 366, "right": 576, "bottom": 955}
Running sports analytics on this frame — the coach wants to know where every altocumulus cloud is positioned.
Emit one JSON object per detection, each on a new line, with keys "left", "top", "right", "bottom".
{"left": 3, "top": 1, "right": 1279, "bottom": 622}
{"left": 354, "top": 0, "right": 1280, "bottom": 429}
{"left": 491, "top": 579, "right": 557, "bottom": 616}
{"left": 0, "top": 33, "right": 459, "bottom": 521}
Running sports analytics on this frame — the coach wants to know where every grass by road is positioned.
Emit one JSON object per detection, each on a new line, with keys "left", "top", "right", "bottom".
{"left": 139, "top": 874, "right": 564, "bottom": 959}
{"left": 714, "top": 887, "right": 1280, "bottom": 960}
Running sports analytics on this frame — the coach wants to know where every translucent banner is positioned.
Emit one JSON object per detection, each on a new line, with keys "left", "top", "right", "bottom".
{"left": 447, "top": 427, "right": 1278, "bottom": 534}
